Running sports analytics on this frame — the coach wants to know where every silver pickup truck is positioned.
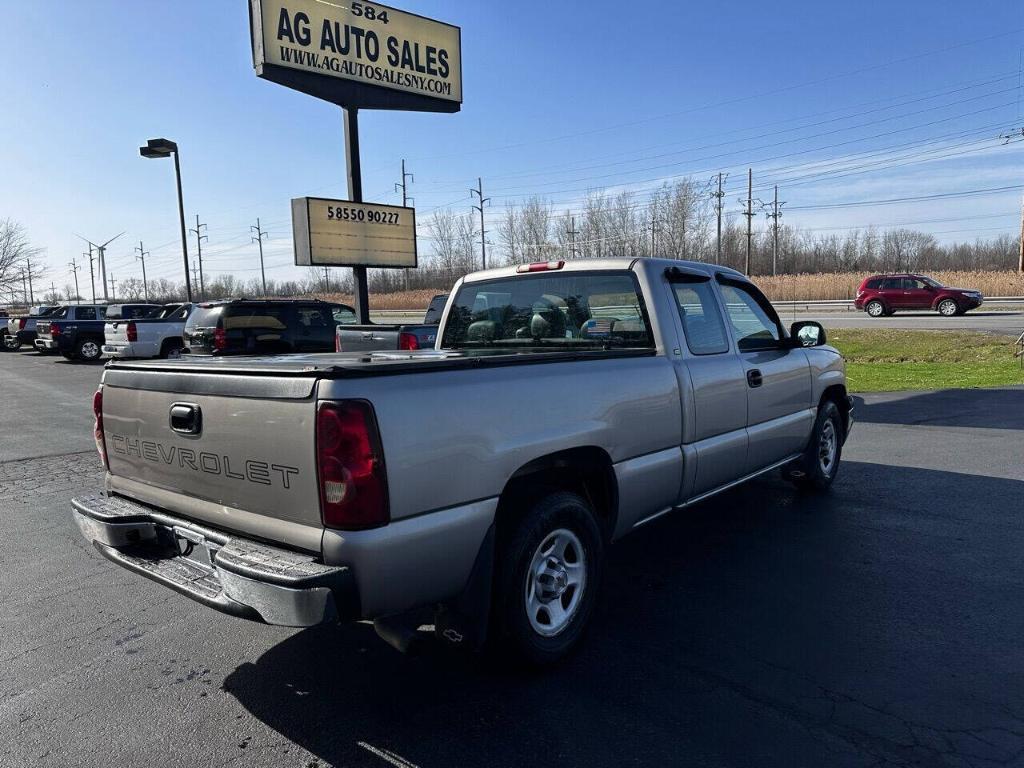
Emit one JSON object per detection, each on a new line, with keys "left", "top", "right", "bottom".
{"left": 72, "top": 258, "right": 852, "bottom": 664}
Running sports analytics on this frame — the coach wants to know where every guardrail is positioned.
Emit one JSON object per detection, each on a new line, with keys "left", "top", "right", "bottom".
{"left": 371, "top": 296, "right": 1024, "bottom": 318}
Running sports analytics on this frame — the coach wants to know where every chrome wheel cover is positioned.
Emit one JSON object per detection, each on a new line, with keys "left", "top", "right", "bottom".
{"left": 819, "top": 419, "right": 838, "bottom": 476}
{"left": 525, "top": 528, "right": 586, "bottom": 638}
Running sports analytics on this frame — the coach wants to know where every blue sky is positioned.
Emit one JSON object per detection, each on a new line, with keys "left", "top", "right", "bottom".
{"left": 1, "top": 0, "right": 1022, "bottom": 293}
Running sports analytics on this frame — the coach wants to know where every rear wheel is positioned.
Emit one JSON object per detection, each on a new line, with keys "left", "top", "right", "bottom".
{"left": 786, "top": 400, "right": 843, "bottom": 492}
{"left": 492, "top": 491, "right": 603, "bottom": 665}
{"left": 160, "top": 339, "right": 185, "bottom": 359}
{"left": 75, "top": 338, "right": 102, "bottom": 362}
{"left": 865, "top": 300, "right": 885, "bottom": 318}
{"left": 2, "top": 335, "right": 20, "bottom": 351}
{"left": 938, "top": 298, "right": 959, "bottom": 317}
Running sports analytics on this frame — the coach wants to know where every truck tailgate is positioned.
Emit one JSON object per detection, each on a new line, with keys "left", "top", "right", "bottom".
{"left": 104, "top": 321, "right": 129, "bottom": 345}
{"left": 101, "top": 366, "right": 322, "bottom": 551}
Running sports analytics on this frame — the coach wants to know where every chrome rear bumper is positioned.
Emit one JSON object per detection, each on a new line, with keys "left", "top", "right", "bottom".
{"left": 72, "top": 493, "right": 357, "bottom": 627}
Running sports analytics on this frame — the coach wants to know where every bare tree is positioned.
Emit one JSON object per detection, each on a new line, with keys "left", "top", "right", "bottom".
{"left": 0, "top": 219, "right": 43, "bottom": 302}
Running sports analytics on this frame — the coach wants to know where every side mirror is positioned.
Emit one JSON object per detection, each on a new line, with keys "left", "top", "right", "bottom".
{"left": 790, "top": 321, "right": 826, "bottom": 348}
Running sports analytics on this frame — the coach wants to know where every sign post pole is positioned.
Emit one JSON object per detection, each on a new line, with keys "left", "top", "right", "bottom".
{"left": 343, "top": 106, "right": 371, "bottom": 324}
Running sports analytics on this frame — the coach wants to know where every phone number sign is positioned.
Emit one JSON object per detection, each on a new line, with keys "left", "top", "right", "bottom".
{"left": 292, "top": 197, "right": 417, "bottom": 268}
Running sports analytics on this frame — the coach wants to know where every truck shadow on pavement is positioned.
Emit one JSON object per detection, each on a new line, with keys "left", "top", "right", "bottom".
{"left": 853, "top": 386, "right": 1024, "bottom": 430}
{"left": 223, "top": 461, "right": 1024, "bottom": 768}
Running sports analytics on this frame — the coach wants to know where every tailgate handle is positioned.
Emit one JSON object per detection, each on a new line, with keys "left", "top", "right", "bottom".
{"left": 169, "top": 403, "right": 202, "bottom": 435}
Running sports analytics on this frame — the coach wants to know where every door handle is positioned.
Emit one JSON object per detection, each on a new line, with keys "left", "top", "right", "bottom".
{"left": 747, "top": 369, "right": 763, "bottom": 388}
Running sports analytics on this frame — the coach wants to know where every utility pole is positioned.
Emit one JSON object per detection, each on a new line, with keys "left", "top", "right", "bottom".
{"left": 711, "top": 172, "right": 726, "bottom": 261}
{"left": 740, "top": 168, "right": 755, "bottom": 275}
{"left": 68, "top": 259, "right": 80, "bottom": 304}
{"left": 396, "top": 160, "right": 414, "bottom": 290}
{"left": 251, "top": 218, "right": 268, "bottom": 296}
{"left": 470, "top": 178, "right": 490, "bottom": 270}
{"left": 135, "top": 242, "right": 150, "bottom": 301}
{"left": 21, "top": 270, "right": 28, "bottom": 305}
{"left": 323, "top": 266, "right": 331, "bottom": 294}
{"left": 566, "top": 214, "right": 580, "bottom": 259}
{"left": 189, "top": 215, "right": 207, "bottom": 299}
{"left": 85, "top": 247, "right": 96, "bottom": 304}
{"left": 649, "top": 216, "right": 662, "bottom": 257}
{"left": 191, "top": 261, "right": 200, "bottom": 293}
{"left": 108, "top": 274, "right": 116, "bottom": 301}
{"left": 763, "top": 185, "right": 787, "bottom": 277}
{"left": 25, "top": 258, "right": 35, "bottom": 303}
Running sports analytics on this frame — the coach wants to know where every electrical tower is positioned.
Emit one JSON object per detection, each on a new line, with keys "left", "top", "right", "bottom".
{"left": 470, "top": 178, "right": 490, "bottom": 270}
{"left": 566, "top": 214, "right": 580, "bottom": 259}
{"left": 135, "top": 242, "right": 150, "bottom": 301}
{"left": 710, "top": 172, "right": 727, "bottom": 261}
{"left": 762, "top": 186, "right": 787, "bottom": 277}
{"left": 67, "top": 259, "right": 81, "bottom": 304}
{"left": 190, "top": 216, "right": 207, "bottom": 299}
{"left": 251, "top": 218, "right": 269, "bottom": 296}
{"left": 396, "top": 160, "right": 414, "bottom": 289}
{"left": 739, "top": 168, "right": 755, "bottom": 275}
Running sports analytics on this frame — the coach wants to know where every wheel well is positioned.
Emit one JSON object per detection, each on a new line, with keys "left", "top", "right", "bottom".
{"left": 160, "top": 337, "right": 184, "bottom": 353}
{"left": 821, "top": 385, "right": 850, "bottom": 437}
{"left": 496, "top": 447, "right": 618, "bottom": 542}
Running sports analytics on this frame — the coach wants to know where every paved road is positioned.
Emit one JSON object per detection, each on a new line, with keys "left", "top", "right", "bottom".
{"left": 2, "top": 349, "right": 1023, "bottom": 767}
{"left": 372, "top": 310, "right": 1024, "bottom": 336}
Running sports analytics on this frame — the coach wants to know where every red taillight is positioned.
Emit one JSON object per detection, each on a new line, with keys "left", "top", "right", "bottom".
{"left": 93, "top": 388, "right": 108, "bottom": 469}
{"left": 316, "top": 401, "right": 388, "bottom": 530}
{"left": 398, "top": 332, "right": 419, "bottom": 351}
{"left": 126, "top": 322, "right": 137, "bottom": 342}
{"left": 516, "top": 260, "right": 565, "bottom": 273}
{"left": 50, "top": 322, "right": 61, "bottom": 336}
{"left": 213, "top": 327, "right": 227, "bottom": 351}
{"left": 18, "top": 318, "right": 27, "bottom": 330}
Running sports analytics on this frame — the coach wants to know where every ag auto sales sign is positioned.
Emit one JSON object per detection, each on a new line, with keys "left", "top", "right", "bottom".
{"left": 250, "top": 0, "right": 462, "bottom": 111}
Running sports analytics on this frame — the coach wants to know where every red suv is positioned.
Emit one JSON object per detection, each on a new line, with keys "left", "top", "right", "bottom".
{"left": 854, "top": 274, "right": 983, "bottom": 318}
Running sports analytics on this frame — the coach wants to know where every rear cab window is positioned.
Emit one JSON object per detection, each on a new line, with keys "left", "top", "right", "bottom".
{"left": 441, "top": 271, "right": 654, "bottom": 350}
{"left": 670, "top": 278, "right": 729, "bottom": 355}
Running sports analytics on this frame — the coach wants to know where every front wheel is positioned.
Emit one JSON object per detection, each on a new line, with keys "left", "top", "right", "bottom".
{"left": 493, "top": 491, "right": 603, "bottom": 665}
{"left": 865, "top": 300, "right": 885, "bottom": 318}
{"left": 786, "top": 400, "right": 843, "bottom": 492}
{"left": 938, "top": 299, "right": 959, "bottom": 317}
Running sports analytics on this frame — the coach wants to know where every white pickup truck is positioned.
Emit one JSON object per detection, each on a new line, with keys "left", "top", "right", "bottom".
{"left": 103, "top": 304, "right": 191, "bottom": 359}
{"left": 72, "top": 258, "right": 852, "bottom": 664}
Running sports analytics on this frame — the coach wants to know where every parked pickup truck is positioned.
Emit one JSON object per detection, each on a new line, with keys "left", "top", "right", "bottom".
{"left": 335, "top": 293, "right": 447, "bottom": 352}
{"left": 38, "top": 303, "right": 160, "bottom": 361}
{"left": 72, "top": 258, "right": 852, "bottom": 664}
{"left": 103, "top": 304, "right": 191, "bottom": 359}
{"left": 4, "top": 305, "right": 59, "bottom": 351}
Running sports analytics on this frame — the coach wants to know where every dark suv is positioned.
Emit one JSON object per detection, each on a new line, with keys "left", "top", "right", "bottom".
{"left": 183, "top": 299, "right": 357, "bottom": 356}
{"left": 854, "top": 274, "right": 983, "bottom": 318}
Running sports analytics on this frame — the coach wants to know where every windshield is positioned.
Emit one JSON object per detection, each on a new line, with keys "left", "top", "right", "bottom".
{"left": 921, "top": 277, "right": 943, "bottom": 288}
{"left": 440, "top": 271, "right": 653, "bottom": 350}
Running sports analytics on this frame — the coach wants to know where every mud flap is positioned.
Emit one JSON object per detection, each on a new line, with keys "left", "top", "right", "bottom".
{"left": 434, "top": 523, "right": 495, "bottom": 652}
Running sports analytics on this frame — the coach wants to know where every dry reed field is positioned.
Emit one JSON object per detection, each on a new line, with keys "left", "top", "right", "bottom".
{"left": 311, "top": 270, "right": 1024, "bottom": 310}
{"left": 756, "top": 270, "right": 1024, "bottom": 302}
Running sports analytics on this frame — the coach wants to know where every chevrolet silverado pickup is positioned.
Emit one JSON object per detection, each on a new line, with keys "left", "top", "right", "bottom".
{"left": 336, "top": 293, "right": 447, "bottom": 352}
{"left": 72, "top": 258, "right": 852, "bottom": 664}
{"left": 104, "top": 304, "right": 192, "bottom": 359}
{"left": 38, "top": 303, "right": 159, "bottom": 361}
{"left": 4, "top": 305, "right": 59, "bottom": 351}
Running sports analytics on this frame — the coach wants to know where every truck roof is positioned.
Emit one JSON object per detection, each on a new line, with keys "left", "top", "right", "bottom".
{"left": 462, "top": 257, "right": 747, "bottom": 282}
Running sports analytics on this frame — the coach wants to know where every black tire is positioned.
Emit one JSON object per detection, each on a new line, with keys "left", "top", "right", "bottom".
{"left": 786, "top": 400, "right": 843, "bottom": 492}
{"left": 937, "top": 298, "right": 959, "bottom": 317}
{"left": 2, "top": 335, "right": 20, "bottom": 351}
{"left": 492, "top": 491, "right": 603, "bottom": 665}
{"left": 865, "top": 300, "right": 885, "bottom": 318}
{"left": 75, "top": 338, "right": 103, "bottom": 362}
{"left": 160, "top": 339, "right": 185, "bottom": 359}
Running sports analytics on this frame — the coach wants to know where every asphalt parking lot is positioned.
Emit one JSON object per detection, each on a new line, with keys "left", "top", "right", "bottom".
{"left": 1, "top": 348, "right": 1023, "bottom": 768}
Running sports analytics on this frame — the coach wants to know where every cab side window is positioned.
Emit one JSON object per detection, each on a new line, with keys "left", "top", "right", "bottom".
{"left": 77, "top": 307, "right": 96, "bottom": 320}
{"left": 671, "top": 280, "right": 729, "bottom": 355}
{"left": 718, "top": 281, "right": 783, "bottom": 351}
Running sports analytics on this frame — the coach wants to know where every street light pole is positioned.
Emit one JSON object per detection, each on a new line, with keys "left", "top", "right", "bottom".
{"left": 140, "top": 138, "right": 192, "bottom": 301}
